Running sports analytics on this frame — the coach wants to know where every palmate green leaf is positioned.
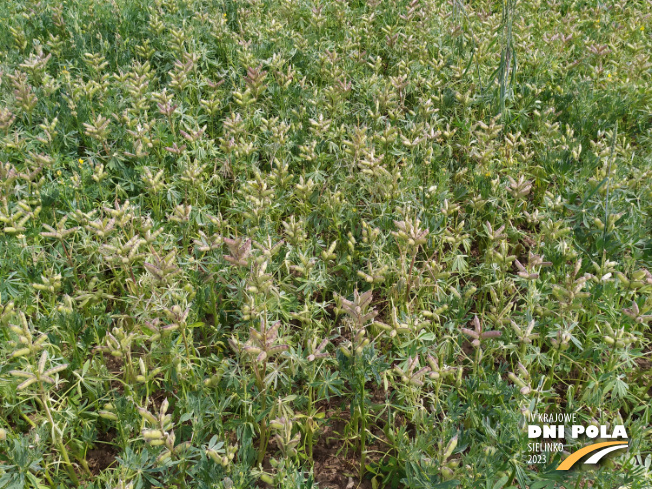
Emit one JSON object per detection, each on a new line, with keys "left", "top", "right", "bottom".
{"left": 0, "top": 438, "right": 43, "bottom": 489}
{"left": 0, "top": 271, "right": 22, "bottom": 299}
{"left": 25, "top": 472, "right": 46, "bottom": 489}
{"left": 0, "top": 474, "right": 25, "bottom": 489}
{"left": 450, "top": 254, "right": 468, "bottom": 273}
{"left": 0, "top": 473, "right": 14, "bottom": 489}
{"left": 604, "top": 375, "right": 629, "bottom": 399}
{"left": 310, "top": 370, "right": 344, "bottom": 401}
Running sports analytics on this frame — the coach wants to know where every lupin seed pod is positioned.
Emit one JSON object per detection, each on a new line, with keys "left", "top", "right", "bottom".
{"left": 137, "top": 408, "right": 158, "bottom": 425}
{"left": 260, "top": 474, "right": 274, "bottom": 484}
{"left": 156, "top": 451, "right": 171, "bottom": 463}
{"left": 440, "top": 466, "right": 454, "bottom": 480}
{"left": 456, "top": 367, "right": 463, "bottom": 387}
{"left": 443, "top": 435, "right": 458, "bottom": 460}
{"left": 12, "top": 348, "right": 31, "bottom": 358}
{"left": 143, "top": 429, "right": 164, "bottom": 441}
{"left": 206, "top": 448, "right": 221, "bottom": 464}
{"left": 99, "top": 411, "right": 118, "bottom": 421}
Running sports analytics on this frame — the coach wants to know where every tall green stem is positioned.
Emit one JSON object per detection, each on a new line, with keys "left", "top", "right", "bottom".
{"left": 358, "top": 373, "right": 366, "bottom": 480}
{"left": 39, "top": 386, "right": 79, "bottom": 486}
{"left": 405, "top": 247, "right": 418, "bottom": 302}
{"left": 255, "top": 363, "right": 269, "bottom": 465}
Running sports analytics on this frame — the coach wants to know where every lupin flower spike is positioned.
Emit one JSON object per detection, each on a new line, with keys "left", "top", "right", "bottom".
{"left": 393, "top": 355, "right": 431, "bottom": 386}
{"left": 461, "top": 315, "right": 502, "bottom": 348}
{"left": 307, "top": 337, "right": 330, "bottom": 362}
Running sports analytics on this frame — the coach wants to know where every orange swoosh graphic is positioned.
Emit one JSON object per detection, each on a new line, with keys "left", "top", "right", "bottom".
{"left": 556, "top": 441, "right": 628, "bottom": 470}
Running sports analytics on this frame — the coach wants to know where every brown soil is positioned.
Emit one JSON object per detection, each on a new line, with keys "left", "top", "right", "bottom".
{"left": 97, "top": 352, "right": 125, "bottom": 394}
{"left": 102, "top": 352, "right": 123, "bottom": 374}
{"left": 150, "top": 388, "right": 172, "bottom": 411}
{"left": 87, "top": 429, "right": 118, "bottom": 475}
{"left": 312, "top": 412, "right": 374, "bottom": 489}
{"left": 86, "top": 445, "right": 118, "bottom": 475}
{"left": 310, "top": 387, "right": 396, "bottom": 489}
{"left": 256, "top": 393, "right": 387, "bottom": 488}
{"left": 635, "top": 354, "right": 651, "bottom": 371}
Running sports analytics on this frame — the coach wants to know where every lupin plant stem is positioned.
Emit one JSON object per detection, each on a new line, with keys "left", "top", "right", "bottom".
{"left": 474, "top": 347, "right": 481, "bottom": 377}
{"left": 359, "top": 377, "right": 367, "bottom": 480}
{"left": 39, "top": 384, "right": 80, "bottom": 486}
{"left": 43, "top": 469, "right": 55, "bottom": 487}
{"left": 602, "top": 121, "right": 618, "bottom": 252}
{"left": 211, "top": 288, "right": 220, "bottom": 331}
{"left": 545, "top": 349, "right": 558, "bottom": 390}
{"left": 128, "top": 267, "right": 138, "bottom": 291}
{"left": 59, "top": 240, "right": 81, "bottom": 289}
{"left": 257, "top": 394, "right": 269, "bottom": 465}
{"left": 573, "top": 471, "right": 583, "bottom": 489}
{"left": 643, "top": 376, "right": 652, "bottom": 401}
{"left": 350, "top": 342, "right": 367, "bottom": 479}
{"left": 307, "top": 364, "right": 315, "bottom": 464}
{"left": 605, "top": 346, "right": 619, "bottom": 374}
{"left": 126, "top": 350, "right": 135, "bottom": 383}
{"left": 405, "top": 246, "right": 418, "bottom": 302}
{"left": 22, "top": 412, "right": 36, "bottom": 428}
{"left": 306, "top": 420, "right": 314, "bottom": 466}
{"left": 254, "top": 362, "right": 269, "bottom": 465}
{"left": 181, "top": 327, "right": 192, "bottom": 364}
{"left": 77, "top": 456, "right": 91, "bottom": 476}
{"left": 433, "top": 379, "right": 442, "bottom": 414}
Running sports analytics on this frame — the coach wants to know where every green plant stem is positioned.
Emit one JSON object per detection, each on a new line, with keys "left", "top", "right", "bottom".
{"left": 404, "top": 246, "right": 418, "bottom": 302}
{"left": 359, "top": 377, "right": 366, "bottom": 480}
{"left": 123, "top": 348, "right": 136, "bottom": 385}
{"left": 212, "top": 287, "right": 220, "bottom": 330}
{"left": 602, "top": 121, "right": 618, "bottom": 252}
{"left": 307, "top": 426, "right": 314, "bottom": 466}
{"left": 181, "top": 327, "right": 198, "bottom": 376}
{"left": 22, "top": 412, "right": 37, "bottom": 428}
{"left": 434, "top": 380, "right": 442, "bottom": 414}
{"left": 60, "top": 239, "right": 81, "bottom": 289}
{"left": 474, "top": 347, "right": 481, "bottom": 377}
{"left": 308, "top": 365, "right": 315, "bottom": 465}
{"left": 43, "top": 468, "right": 55, "bottom": 487}
{"left": 39, "top": 387, "right": 79, "bottom": 486}
{"left": 255, "top": 362, "right": 269, "bottom": 465}
{"left": 545, "top": 350, "right": 559, "bottom": 390}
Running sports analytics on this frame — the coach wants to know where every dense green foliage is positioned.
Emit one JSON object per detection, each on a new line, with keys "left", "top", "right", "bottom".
{"left": 0, "top": 0, "right": 651, "bottom": 487}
